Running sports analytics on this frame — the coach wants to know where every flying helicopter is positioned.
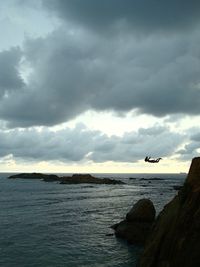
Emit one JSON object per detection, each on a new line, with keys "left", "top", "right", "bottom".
{"left": 144, "top": 156, "right": 162, "bottom": 163}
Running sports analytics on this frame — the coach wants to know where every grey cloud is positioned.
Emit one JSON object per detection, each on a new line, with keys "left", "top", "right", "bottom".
{"left": 91, "top": 126, "right": 183, "bottom": 162}
{"left": 178, "top": 144, "right": 200, "bottom": 160}
{"left": 0, "top": 32, "right": 102, "bottom": 127}
{"left": 43, "top": 0, "right": 200, "bottom": 34}
{"left": 0, "top": 47, "right": 24, "bottom": 98}
{"left": 138, "top": 126, "right": 166, "bottom": 136}
{"left": 191, "top": 133, "right": 200, "bottom": 142}
{"left": 177, "top": 130, "right": 200, "bottom": 160}
{"left": 0, "top": 124, "right": 184, "bottom": 163}
{"left": 0, "top": 124, "right": 95, "bottom": 162}
{"left": 0, "top": 25, "right": 200, "bottom": 127}
{"left": 178, "top": 143, "right": 198, "bottom": 155}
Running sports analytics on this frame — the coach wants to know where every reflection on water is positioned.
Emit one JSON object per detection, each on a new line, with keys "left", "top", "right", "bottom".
{"left": 0, "top": 173, "right": 185, "bottom": 267}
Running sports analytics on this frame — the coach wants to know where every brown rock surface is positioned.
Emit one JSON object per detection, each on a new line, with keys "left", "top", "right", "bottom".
{"left": 140, "top": 157, "right": 200, "bottom": 267}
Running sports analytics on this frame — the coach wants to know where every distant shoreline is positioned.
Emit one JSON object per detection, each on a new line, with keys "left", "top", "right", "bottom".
{"left": 8, "top": 172, "right": 125, "bottom": 185}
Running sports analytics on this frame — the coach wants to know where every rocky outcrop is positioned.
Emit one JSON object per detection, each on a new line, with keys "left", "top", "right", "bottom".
{"left": 126, "top": 199, "right": 156, "bottom": 222}
{"left": 140, "top": 157, "right": 200, "bottom": 267}
{"left": 111, "top": 199, "right": 156, "bottom": 245}
{"left": 8, "top": 173, "right": 60, "bottom": 181}
{"left": 60, "top": 174, "right": 124, "bottom": 184}
{"left": 8, "top": 173, "right": 124, "bottom": 185}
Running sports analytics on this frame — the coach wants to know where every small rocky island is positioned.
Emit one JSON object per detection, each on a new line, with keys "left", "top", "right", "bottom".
{"left": 8, "top": 173, "right": 125, "bottom": 185}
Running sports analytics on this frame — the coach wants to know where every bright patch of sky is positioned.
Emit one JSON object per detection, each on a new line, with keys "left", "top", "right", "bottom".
{"left": 0, "top": 0, "right": 60, "bottom": 51}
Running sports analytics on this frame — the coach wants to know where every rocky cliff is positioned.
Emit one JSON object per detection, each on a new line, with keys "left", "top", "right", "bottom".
{"left": 140, "top": 157, "right": 200, "bottom": 267}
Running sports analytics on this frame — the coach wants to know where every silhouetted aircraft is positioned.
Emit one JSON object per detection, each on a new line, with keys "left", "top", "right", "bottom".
{"left": 145, "top": 156, "right": 162, "bottom": 163}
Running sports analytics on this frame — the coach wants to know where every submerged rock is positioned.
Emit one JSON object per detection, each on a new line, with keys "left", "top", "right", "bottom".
{"left": 140, "top": 157, "right": 200, "bottom": 267}
{"left": 111, "top": 198, "right": 156, "bottom": 245}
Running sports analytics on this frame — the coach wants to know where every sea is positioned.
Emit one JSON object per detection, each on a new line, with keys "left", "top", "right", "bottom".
{"left": 0, "top": 172, "right": 186, "bottom": 267}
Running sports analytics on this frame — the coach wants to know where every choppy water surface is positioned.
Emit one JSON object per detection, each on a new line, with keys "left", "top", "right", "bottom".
{"left": 0, "top": 173, "right": 185, "bottom": 267}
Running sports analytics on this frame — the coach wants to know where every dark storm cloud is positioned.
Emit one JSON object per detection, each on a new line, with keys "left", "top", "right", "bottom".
{"left": 43, "top": 0, "right": 200, "bottom": 33}
{"left": 0, "top": 32, "right": 98, "bottom": 127}
{"left": 0, "top": 1, "right": 200, "bottom": 127}
{"left": 0, "top": 124, "right": 184, "bottom": 163}
{"left": 0, "top": 47, "right": 24, "bottom": 98}
{"left": 0, "top": 27, "right": 200, "bottom": 127}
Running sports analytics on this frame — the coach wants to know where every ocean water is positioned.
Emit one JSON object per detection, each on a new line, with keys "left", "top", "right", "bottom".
{"left": 0, "top": 173, "right": 186, "bottom": 267}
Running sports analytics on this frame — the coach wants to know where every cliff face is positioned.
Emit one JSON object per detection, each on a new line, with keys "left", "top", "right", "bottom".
{"left": 140, "top": 157, "right": 200, "bottom": 267}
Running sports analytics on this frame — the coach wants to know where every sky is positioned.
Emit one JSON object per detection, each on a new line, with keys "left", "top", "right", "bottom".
{"left": 0, "top": 0, "right": 200, "bottom": 173}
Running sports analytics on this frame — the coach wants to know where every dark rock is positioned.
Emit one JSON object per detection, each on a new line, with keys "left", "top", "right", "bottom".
{"left": 43, "top": 174, "right": 61, "bottom": 182}
{"left": 113, "top": 220, "right": 153, "bottom": 245}
{"left": 105, "top": 233, "right": 114, "bottom": 236}
{"left": 140, "top": 157, "right": 200, "bottom": 267}
{"left": 111, "top": 199, "right": 156, "bottom": 245}
{"left": 126, "top": 199, "right": 156, "bottom": 223}
{"left": 173, "top": 185, "right": 183, "bottom": 190}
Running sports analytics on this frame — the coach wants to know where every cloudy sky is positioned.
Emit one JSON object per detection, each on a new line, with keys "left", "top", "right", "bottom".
{"left": 0, "top": 0, "right": 200, "bottom": 173}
